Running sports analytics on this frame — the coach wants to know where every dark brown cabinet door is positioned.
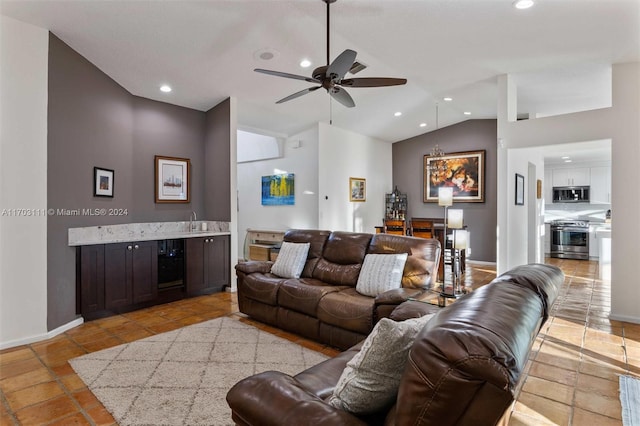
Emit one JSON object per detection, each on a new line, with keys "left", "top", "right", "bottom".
{"left": 185, "top": 237, "right": 206, "bottom": 296}
{"left": 131, "top": 241, "right": 158, "bottom": 304}
{"left": 105, "top": 243, "right": 132, "bottom": 310}
{"left": 206, "top": 235, "right": 230, "bottom": 290}
{"left": 77, "top": 244, "right": 105, "bottom": 315}
{"left": 185, "top": 236, "right": 229, "bottom": 296}
{"left": 105, "top": 241, "right": 158, "bottom": 309}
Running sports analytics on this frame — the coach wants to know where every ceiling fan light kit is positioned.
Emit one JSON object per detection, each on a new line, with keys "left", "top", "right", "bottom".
{"left": 254, "top": 0, "right": 407, "bottom": 108}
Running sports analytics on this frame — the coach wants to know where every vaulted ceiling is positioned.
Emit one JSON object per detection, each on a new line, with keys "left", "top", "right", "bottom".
{"left": 1, "top": 0, "right": 638, "bottom": 143}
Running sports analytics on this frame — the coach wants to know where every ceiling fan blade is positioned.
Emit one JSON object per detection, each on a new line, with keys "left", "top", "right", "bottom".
{"left": 255, "top": 69, "right": 320, "bottom": 84}
{"left": 327, "top": 49, "right": 357, "bottom": 81}
{"left": 276, "top": 86, "right": 322, "bottom": 104}
{"left": 330, "top": 86, "right": 355, "bottom": 108}
{"left": 340, "top": 77, "right": 408, "bottom": 88}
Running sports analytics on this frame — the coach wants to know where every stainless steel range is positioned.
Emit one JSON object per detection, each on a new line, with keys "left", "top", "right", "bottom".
{"left": 550, "top": 220, "right": 589, "bottom": 260}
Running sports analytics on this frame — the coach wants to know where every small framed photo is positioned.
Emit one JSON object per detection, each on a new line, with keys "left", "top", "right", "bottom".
{"left": 349, "top": 177, "right": 366, "bottom": 202}
{"left": 515, "top": 173, "right": 525, "bottom": 205}
{"left": 155, "top": 155, "right": 191, "bottom": 203}
{"left": 94, "top": 167, "right": 114, "bottom": 197}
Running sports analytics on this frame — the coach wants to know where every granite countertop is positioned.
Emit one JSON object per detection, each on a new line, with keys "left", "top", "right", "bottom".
{"left": 69, "top": 221, "right": 230, "bottom": 246}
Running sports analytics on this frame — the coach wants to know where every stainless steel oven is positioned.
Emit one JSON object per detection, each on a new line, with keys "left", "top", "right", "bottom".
{"left": 550, "top": 220, "right": 589, "bottom": 260}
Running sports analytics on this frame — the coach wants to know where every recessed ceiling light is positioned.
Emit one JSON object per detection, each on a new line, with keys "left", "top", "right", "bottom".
{"left": 564, "top": 159, "right": 573, "bottom": 163}
{"left": 513, "top": 0, "right": 534, "bottom": 9}
{"left": 561, "top": 156, "right": 570, "bottom": 159}
{"left": 394, "top": 112, "right": 402, "bottom": 117}
{"left": 300, "top": 59, "right": 312, "bottom": 68}
{"left": 419, "top": 123, "right": 427, "bottom": 127}
{"left": 160, "top": 85, "right": 172, "bottom": 93}
{"left": 253, "top": 48, "right": 280, "bottom": 61}
{"left": 443, "top": 97, "right": 453, "bottom": 102}
{"left": 463, "top": 111, "right": 471, "bottom": 115}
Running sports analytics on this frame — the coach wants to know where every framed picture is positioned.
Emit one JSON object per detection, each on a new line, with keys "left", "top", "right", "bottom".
{"left": 261, "top": 173, "right": 295, "bottom": 206}
{"left": 423, "top": 150, "right": 485, "bottom": 203}
{"left": 155, "top": 155, "right": 191, "bottom": 203}
{"left": 536, "top": 179, "right": 542, "bottom": 199}
{"left": 515, "top": 173, "right": 525, "bottom": 205}
{"left": 94, "top": 167, "right": 114, "bottom": 197}
{"left": 349, "top": 177, "right": 366, "bottom": 202}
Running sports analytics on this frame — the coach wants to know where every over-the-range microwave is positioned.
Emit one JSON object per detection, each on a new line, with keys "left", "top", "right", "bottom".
{"left": 552, "top": 186, "right": 590, "bottom": 203}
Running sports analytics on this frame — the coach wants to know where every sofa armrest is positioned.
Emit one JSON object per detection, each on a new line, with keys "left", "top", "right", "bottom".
{"left": 226, "top": 371, "right": 367, "bottom": 426}
{"left": 389, "top": 300, "right": 442, "bottom": 321}
{"left": 235, "top": 260, "right": 273, "bottom": 275}
{"left": 374, "top": 287, "right": 425, "bottom": 306}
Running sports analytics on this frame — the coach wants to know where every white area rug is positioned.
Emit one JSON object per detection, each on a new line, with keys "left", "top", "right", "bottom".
{"left": 70, "top": 317, "right": 329, "bottom": 425}
{"left": 620, "top": 375, "right": 640, "bottom": 426}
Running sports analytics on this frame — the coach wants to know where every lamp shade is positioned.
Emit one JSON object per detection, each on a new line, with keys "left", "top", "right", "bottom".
{"left": 448, "top": 209, "right": 464, "bottom": 229}
{"left": 454, "top": 229, "right": 468, "bottom": 249}
{"left": 438, "top": 187, "right": 453, "bottom": 207}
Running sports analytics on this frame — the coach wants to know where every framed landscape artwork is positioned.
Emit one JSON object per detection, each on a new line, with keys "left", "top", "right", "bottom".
{"left": 262, "top": 173, "right": 295, "bottom": 206}
{"left": 155, "top": 155, "right": 190, "bottom": 203}
{"left": 423, "top": 150, "right": 485, "bottom": 203}
{"left": 349, "top": 177, "right": 366, "bottom": 202}
{"left": 94, "top": 167, "right": 114, "bottom": 197}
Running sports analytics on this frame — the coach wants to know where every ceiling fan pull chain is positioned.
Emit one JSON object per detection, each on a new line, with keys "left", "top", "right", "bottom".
{"left": 330, "top": 97, "right": 333, "bottom": 125}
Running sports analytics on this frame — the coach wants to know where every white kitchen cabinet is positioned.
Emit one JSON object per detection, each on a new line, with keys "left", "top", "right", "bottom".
{"left": 544, "top": 223, "right": 551, "bottom": 255}
{"left": 589, "top": 225, "right": 599, "bottom": 258}
{"left": 544, "top": 169, "right": 553, "bottom": 204}
{"left": 590, "top": 166, "right": 611, "bottom": 204}
{"left": 552, "top": 167, "right": 590, "bottom": 187}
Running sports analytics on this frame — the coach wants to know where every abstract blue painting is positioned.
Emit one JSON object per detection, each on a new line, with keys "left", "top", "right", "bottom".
{"left": 261, "top": 173, "right": 295, "bottom": 206}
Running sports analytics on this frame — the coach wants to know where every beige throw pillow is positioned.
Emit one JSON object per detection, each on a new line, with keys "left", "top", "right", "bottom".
{"left": 328, "top": 314, "right": 436, "bottom": 414}
{"left": 270, "top": 241, "right": 310, "bottom": 279}
{"left": 356, "top": 253, "right": 408, "bottom": 297}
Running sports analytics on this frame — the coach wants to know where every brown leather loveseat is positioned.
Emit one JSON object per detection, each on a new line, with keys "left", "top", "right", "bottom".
{"left": 227, "top": 263, "right": 564, "bottom": 425}
{"left": 235, "top": 229, "right": 441, "bottom": 350}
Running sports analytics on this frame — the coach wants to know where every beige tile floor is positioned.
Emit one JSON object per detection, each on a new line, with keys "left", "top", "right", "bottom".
{"left": 0, "top": 258, "right": 637, "bottom": 425}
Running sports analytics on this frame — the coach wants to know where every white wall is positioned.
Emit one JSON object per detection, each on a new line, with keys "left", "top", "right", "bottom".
{"left": 318, "top": 122, "right": 392, "bottom": 233}
{"left": 504, "top": 147, "right": 545, "bottom": 267}
{"left": 236, "top": 126, "right": 320, "bottom": 258}
{"left": 0, "top": 17, "right": 49, "bottom": 347}
{"left": 236, "top": 122, "right": 393, "bottom": 255}
{"left": 497, "top": 63, "right": 640, "bottom": 324}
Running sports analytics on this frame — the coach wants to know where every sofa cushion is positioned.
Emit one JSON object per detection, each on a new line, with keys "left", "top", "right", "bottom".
{"left": 356, "top": 253, "right": 408, "bottom": 297}
{"left": 283, "top": 229, "right": 331, "bottom": 278}
{"left": 239, "top": 273, "right": 287, "bottom": 305}
{"left": 328, "top": 314, "right": 436, "bottom": 414}
{"left": 271, "top": 241, "right": 310, "bottom": 279}
{"left": 278, "top": 278, "right": 348, "bottom": 317}
{"left": 317, "top": 288, "right": 375, "bottom": 335}
{"left": 312, "top": 232, "right": 372, "bottom": 286}
{"left": 368, "top": 234, "right": 440, "bottom": 289}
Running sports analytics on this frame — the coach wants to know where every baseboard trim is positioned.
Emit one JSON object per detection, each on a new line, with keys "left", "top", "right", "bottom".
{"left": 0, "top": 317, "right": 84, "bottom": 350}
{"left": 609, "top": 313, "right": 640, "bottom": 325}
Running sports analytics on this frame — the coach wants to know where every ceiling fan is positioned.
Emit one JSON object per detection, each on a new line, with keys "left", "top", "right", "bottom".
{"left": 254, "top": 0, "right": 407, "bottom": 108}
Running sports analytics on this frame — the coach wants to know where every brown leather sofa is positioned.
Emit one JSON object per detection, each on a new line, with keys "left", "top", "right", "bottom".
{"left": 235, "top": 229, "right": 441, "bottom": 350}
{"left": 227, "top": 263, "right": 564, "bottom": 425}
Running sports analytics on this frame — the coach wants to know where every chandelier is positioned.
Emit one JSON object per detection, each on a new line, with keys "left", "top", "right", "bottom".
{"left": 426, "top": 103, "right": 448, "bottom": 177}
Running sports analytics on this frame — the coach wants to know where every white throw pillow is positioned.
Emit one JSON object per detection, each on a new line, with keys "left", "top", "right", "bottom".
{"left": 270, "top": 241, "right": 310, "bottom": 279}
{"left": 328, "top": 314, "right": 436, "bottom": 414}
{"left": 356, "top": 253, "right": 408, "bottom": 297}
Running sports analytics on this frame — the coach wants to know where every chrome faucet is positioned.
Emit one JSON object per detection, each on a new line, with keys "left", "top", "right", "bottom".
{"left": 189, "top": 211, "right": 197, "bottom": 232}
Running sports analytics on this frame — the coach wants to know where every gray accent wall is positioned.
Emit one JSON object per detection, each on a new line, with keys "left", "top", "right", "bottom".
{"left": 47, "top": 34, "right": 230, "bottom": 330}
{"left": 204, "top": 98, "right": 231, "bottom": 221}
{"left": 392, "top": 119, "right": 497, "bottom": 262}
